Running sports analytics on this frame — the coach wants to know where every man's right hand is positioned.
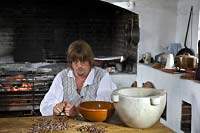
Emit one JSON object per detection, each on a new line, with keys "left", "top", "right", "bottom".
{"left": 53, "top": 102, "right": 66, "bottom": 115}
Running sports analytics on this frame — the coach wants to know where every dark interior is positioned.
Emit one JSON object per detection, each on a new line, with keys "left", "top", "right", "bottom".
{"left": 0, "top": 0, "right": 139, "bottom": 64}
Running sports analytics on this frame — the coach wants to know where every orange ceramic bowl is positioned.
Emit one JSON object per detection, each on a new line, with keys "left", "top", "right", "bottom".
{"left": 78, "top": 101, "right": 115, "bottom": 122}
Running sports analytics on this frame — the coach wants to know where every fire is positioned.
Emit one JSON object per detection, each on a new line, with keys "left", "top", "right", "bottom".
{"left": 2, "top": 74, "right": 33, "bottom": 91}
{"left": 13, "top": 82, "right": 32, "bottom": 91}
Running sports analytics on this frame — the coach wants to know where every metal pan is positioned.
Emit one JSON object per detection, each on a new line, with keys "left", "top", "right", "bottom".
{"left": 175, "top": 55, "right": 197, "bottom": 70}
{"left": 176, "top": 6, "right": 195, "bottom": 56}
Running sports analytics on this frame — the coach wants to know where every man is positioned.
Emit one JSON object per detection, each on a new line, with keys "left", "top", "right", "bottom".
{"left": 40, "top": 40, "right": 117, "bottom": 116}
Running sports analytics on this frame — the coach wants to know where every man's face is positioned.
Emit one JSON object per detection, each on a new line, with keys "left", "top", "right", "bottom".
{"left": 72, "top": 60, "right": 91, "bottom": 77}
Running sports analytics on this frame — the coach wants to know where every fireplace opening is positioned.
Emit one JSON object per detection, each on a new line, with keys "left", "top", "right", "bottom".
{"left": 0, "top": 0, "right": 139, "bottom": 73}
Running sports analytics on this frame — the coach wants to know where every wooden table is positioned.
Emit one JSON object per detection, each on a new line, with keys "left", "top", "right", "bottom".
{"left": 0, "top": 116, "right": 174, "bottom": 133}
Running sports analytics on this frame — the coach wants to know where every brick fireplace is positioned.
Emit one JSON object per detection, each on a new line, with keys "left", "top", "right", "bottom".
{"left": 0, "top": 0, "right": 139, "bottom": 70}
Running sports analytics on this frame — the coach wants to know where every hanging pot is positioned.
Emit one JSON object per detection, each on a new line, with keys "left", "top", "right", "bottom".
{"left": 175, "top": 55, "right": 197, "bottom": 70}
{"left": 176, "top": 6, "right": 195, "bottom": 56}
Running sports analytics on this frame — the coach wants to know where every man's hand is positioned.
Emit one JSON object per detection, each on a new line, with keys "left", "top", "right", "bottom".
{"left": 64, "top": 103, "right": 78, "bottom": 117}
{"left": 53, "top": 102, "right": 66, "bottom": 115}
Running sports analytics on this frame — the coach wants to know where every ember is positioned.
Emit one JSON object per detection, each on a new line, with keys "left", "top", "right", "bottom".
{"left": 13, "top": 82, "right": 32, "bottom": 91}
{"left": 1, "top": 82, "right": 32, "bottom": 92}
{"left": 0, "top": 70, "right": 54, "bottom": 117}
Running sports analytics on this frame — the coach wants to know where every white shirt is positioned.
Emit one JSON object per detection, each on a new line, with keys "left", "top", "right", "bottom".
{"left": 40, "top": 68, "right": 117, "bottom": 116}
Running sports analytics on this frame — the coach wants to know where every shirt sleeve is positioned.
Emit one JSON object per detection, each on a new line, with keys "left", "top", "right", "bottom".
{"left": 40, "top": 73, "right": 64, "bottom": 116}
{"left": 96, "top": 72, "right": 117, "bottom": 102}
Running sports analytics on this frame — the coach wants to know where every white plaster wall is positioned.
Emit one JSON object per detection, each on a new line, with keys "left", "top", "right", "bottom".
{"left": 111, "top": 74, "right": 136, "bottom": 88}
{"left": 136, "top": 64, "right": 182, "bottom": 132}
{"left": 101, "top": 0, "right": 177, "bottom": 60}
{"left": 176, "top": 0, "right": 200, "bottom": 55}
{"left": 137, "top": 63, "right": 200, "bottom": 133}
{"left": 199, "top": 11, "right": 200, "bottom": 40}
{"left": 102, "top": 0, "right": 200, "bottom": 58}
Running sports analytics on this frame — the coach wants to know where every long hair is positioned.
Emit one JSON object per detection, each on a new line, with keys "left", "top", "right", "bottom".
{"left": 67, "top": 40, "right": 95, "bottom": 68}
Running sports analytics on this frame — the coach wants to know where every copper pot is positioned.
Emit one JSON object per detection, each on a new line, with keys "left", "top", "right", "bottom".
{"left": 175, "top": 55, "right": 197, "bottom": 70}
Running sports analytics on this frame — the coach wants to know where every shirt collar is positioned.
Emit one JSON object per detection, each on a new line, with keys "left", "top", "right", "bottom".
{"left": 67, "top": 68, "right": 94, "bottom": 86}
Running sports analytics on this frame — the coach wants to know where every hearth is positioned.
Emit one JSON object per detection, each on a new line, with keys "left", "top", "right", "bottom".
{"left": 0, "top": 68, "right": 55, "bottom": 117}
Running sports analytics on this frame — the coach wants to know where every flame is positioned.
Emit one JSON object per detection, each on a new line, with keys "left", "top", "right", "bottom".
{"left": 13, "top": 82, "right": 32, "bottom": 91}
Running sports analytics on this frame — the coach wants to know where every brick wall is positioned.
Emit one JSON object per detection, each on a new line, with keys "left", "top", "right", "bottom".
{"left": 181, "top": 101, "right": 191, "bottom": 133}
{"left": 0, "top": 0, "right": 139, "bottom": 63}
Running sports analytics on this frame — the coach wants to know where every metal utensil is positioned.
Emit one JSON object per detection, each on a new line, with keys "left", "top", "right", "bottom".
{"left": 175, "top": 55, "right": 197, "bottom": 70}
{"left": 176, "top": 6, "right": 195, "bottom": 56}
